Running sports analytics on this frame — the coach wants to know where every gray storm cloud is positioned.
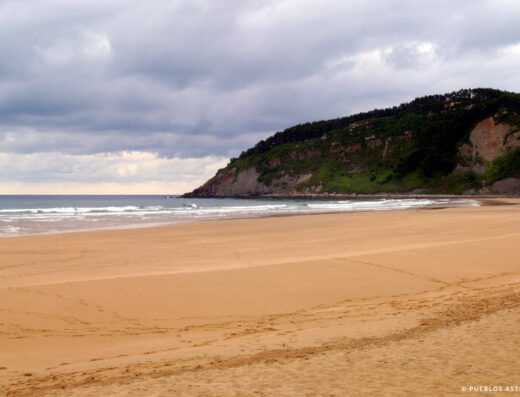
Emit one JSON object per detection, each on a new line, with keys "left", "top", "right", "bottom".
{"left": 1, "top": 0, "right": 520, "bottom": 191}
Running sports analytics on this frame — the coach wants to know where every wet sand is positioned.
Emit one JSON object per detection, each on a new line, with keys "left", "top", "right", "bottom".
{"left": 1, "top": 200, "right": 520, "bottom": 395}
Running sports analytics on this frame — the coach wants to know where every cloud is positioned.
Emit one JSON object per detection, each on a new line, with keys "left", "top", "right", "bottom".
{"left": 0, "top": 151, "right": 228, "bottom": 193}
{"left": 1, "top": 0, "right": 520, "bottom": 192}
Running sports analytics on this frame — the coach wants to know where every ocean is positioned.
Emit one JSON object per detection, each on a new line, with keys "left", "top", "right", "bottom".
{"left": 0, "top": 195, "right": 479, "bottom": 237}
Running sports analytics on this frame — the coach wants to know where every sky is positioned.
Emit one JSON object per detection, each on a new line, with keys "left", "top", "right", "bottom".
{"left": 1, "top": 0, "right": 520, "bottom": 194}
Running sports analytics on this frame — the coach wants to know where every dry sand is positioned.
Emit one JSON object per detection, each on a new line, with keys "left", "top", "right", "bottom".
{"left": 1, "top": 200, "right": 520, "bottom": 396}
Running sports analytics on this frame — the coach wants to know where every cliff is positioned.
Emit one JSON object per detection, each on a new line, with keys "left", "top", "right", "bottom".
{"left": 183, "top": 89, "right": 520, "bottom": 197}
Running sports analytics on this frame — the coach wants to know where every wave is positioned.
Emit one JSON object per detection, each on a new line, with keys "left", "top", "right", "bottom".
{"left": 0, "top": 199, "right": 478, "bottom": 218}
{"left": 0, "top": 206, "right": 141, "bottom": 214}
{"left": 0, "top": 198, "right": 479, "bottom": 237}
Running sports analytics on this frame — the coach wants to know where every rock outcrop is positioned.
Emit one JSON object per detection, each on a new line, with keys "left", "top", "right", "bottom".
{"left": 458, "top": 116, "right": 520, "bottom": 174}
{"left": 185, "top": 168, "right": 314, "bottom": 197}
{"left": 187, "top": 168, "right": 267, "bottom": 197}
{"left": 491, "top": 178, "right": 520, "bottom": 195}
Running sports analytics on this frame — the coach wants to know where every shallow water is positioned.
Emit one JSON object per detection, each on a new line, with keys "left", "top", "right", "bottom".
{"left": 0, "top": 195, "right": 479, "bottom": 237}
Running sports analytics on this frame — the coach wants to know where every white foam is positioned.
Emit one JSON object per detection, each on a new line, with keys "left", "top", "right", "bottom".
{"left": 0, "top": 198, "right": 479, "bottom": 237}
{"left": 0, "top": 225, "right": 21, "bottom": 237}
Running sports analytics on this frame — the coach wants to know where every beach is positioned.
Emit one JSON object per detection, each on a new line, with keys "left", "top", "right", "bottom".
{"left": 2, "top": 199, "right": 520, "bottom": 396}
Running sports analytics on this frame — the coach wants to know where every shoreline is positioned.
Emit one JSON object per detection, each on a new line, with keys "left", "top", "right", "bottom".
{"left": 0, "top": 197, "right": 485, "bottom": 239}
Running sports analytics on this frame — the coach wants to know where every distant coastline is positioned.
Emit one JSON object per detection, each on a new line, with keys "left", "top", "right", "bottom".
{"left": 182, "top": 192, "right": 513, "bottom": 201}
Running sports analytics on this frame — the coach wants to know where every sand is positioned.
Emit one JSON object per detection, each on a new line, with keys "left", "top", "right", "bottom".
{"left": 1, "top": 200, "right": 520, "bottom": 396}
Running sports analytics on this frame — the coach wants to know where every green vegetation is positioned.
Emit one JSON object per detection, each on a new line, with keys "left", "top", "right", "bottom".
{"left": 235, "top": 88, "right": 520, "bottom": 160}
{"left": 192, "top": 89, "right": 520, "bottom": 196}
{"left": 430, "top": 172, "right": 483, "bottom": 195}
{"left": 484, "top": 148, "right": 520, "bottom": 185}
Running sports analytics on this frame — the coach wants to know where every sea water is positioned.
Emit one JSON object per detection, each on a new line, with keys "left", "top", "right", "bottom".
{"left": 0, "top": 195, "right": 479, "bottom": 237}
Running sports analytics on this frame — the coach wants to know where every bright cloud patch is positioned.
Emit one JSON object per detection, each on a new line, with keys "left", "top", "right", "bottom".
{"left": 0, "top": 152, "right": 228, "bottom": 194}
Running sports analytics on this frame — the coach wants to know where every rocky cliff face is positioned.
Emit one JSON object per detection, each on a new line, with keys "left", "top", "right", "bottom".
{"left": 457, "top": 116, "right": 520, "bottom": 173}
{"left": 184, "top": 89, "right": 520, "bottom": 197}
{"left": 191, "top": 168, "right": 268, "bottom": 197}
{"left": 185, "top": 167, "right": 312, "bottom": 197}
